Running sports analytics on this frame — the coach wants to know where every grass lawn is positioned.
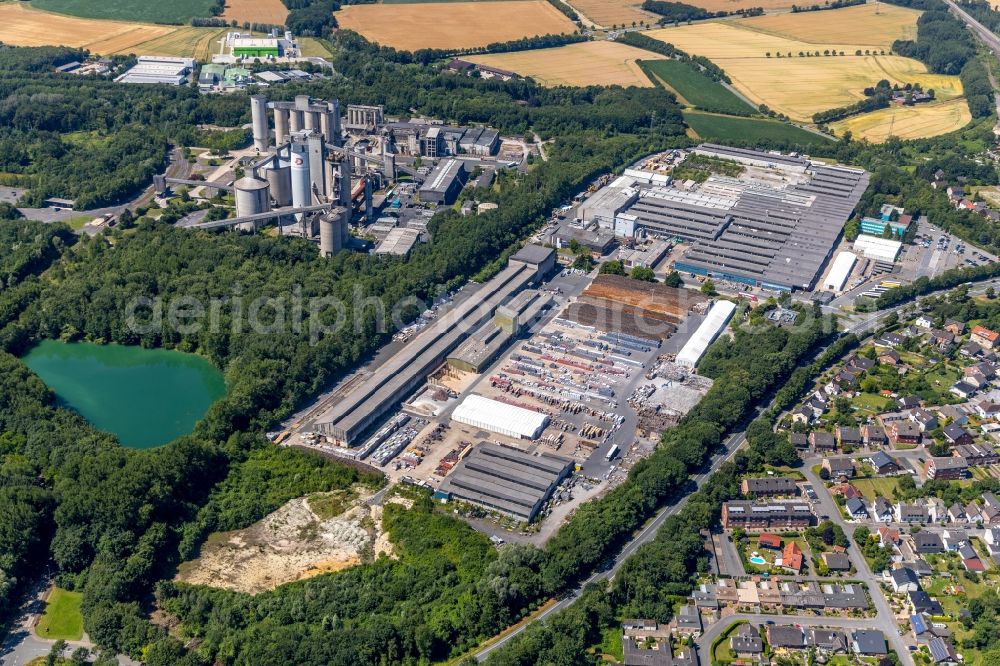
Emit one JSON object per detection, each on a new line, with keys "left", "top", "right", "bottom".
{"left": 35, "top": 587, "right": 83, "bottom": 641}
{"left": 638, "top": 59, "right": 754, "bottom": 115}
{"left": 713, "top": 621, "right": 746, "bottom": 664}
{"left": 596, "top": 625, "right": 624, "bottom": 661}
{"left": 31, "top": 0, "right": 215, "bottom": 23}
{"left": 850, "top": 477, "right": 901, "bottom": 501}
{"left": 61, "top": 215, "right": 94, "bottom": 231}
{"left": 683, "top": 111, "right": 830, "bottom": 145}
{"left": 852, "top": 392, "right": 895, "bottom": 414}
{"left": 298, "top": 37, "right": 333, "bottom": 57}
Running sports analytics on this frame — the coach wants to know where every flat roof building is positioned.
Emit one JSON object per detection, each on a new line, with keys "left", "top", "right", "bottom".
{"left": 419, "top": 159, "right": 467, "bottom": 205}
{"left": 824, "top": 251, "right": 857, "bottom": 292}
{"left": 451, "top": 394, "right": 550, "bottom": 440}
{"left": 676, "top": 300, "right": 737, "bottom": 368}
{"left": 854, "top": 234, "right": 902, "bottom": 262}
{"left": 375, "top": 228, "right": 421, "bottom": 256}
{"left": 437, "top": 442, "right": 572, "bottom": 521}
{"left": 116, "top": 56, "right": 194, "bottom": 86}
{"left": 722, "top": 500, "right": 814, "bottom": 529}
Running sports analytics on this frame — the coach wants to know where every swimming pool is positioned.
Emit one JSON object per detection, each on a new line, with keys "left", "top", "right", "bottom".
{"left": 749, "top": 555, "right": 767, "bottom": 565}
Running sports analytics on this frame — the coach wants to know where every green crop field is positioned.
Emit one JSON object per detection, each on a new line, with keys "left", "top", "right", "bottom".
{"left": 683, "top": 111, "right": 830, "bottom": 145}
{"left": 31, "top": 0, "right": 216, "bottom": 24}
{"left": 639, "top": 59, "right": 754, "bottom": 116}
{"left": 35, "top": 588, "right": 84, "bottom": 641}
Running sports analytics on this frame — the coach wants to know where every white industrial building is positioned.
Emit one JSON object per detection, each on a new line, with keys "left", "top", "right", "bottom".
{"left": 115, "top": 56, "right": 194, "bottom": 85}
{"left": 675, "top": 299, "right": 737, "bottom": 368}
{"left": 451, "top": 394, "right": 550, "bottom": 439}
{"left": 824, "top": 251, "right": 857, "bottom": 292}
{"left": 854, "top": 235, "right": 902, "bottom": 262}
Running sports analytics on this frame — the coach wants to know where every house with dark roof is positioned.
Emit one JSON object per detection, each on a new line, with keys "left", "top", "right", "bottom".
{"left": 836, "top": 426, "right": 862, "bottom": 448}
{"left": 851, "top": 630, "right": 887, "bottom": 656}
{"left": 730, "top": 623, "right": 763, "bottom": 657}
{"left": 823, "top": 457, "right": 855, "bottom": 479}
{"left": 976, "top": 400, "right": 1000, "bottom": 420}
{"left": 943, "top": 424, "right": 974, "bottom": 446}
{"left": 810, "top": 431, "right": 837, "bottom": 452}
{"left": 810, "top": 629, "right": 849, "bottom": 653}
{"left": 942, "top": 529, "right": 968, "bottom": 551}
{"left": 845, "top": 497, "right": 868, "bottom": 520}
{"left": 926, "top": 456, "right": 969, "bottom": 481}
{"left": 944, "top": 320, "right": 966, "bottom": 335}
{"left": 767, "top": 625, "right": 806, "bottom": 649}
{"left": 879, "top": 332, "right": 906, "bottom": 348}
{"left": 914, "top": 531, "right": 945, "bottom": 554}
{"left": 790, "top": 432, "right": 809, "bottom": 449}
{"left": 891, "top": 420, "right": 922, "bottom": 445}
{"left": 951, "top": 381, "right": 978, "bottom": 400}
{"left": 898, "top": 395, "right": 922, "bottom": 410}
{"left": 822, "top": 551, "right": 851, "bottom": 571}
{"left": 909, "top": 590, "right": 944, "bottom": 616}
{"left": 896, "top": 502, "right": 929, "bottom": 524}
{"left": 947, "top": 503, "right": 967, "bottom": 524}
{"left": 862, "top": 424, "right": 888, "bottom": 447}
{"left": 928, "top": 637, "right": 959, "bottom": 665}
{"left": 911, "top": 408, "right": 939, "bottom": 432}
{"left": 889, "top": 566, "right": 921, "bottom": 593}
{"left": 867, "top": 451, "right": 903, "bottom": 475}
{"left": 741, "top": 476, "right": 798, "bottom": 497}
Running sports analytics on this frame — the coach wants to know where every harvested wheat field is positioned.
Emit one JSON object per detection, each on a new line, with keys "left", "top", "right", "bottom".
{"left": 734, "top": 3, "right": 919, "bottom": 47}
{"left": 644, "top": 19, "right": 963, "bottom": 124}
{"left": 0, "top": 3, "right": 175, "bottom": 51}
{"left": 223, "top": 0, "right": 288, "bottom": 25}
{"left": 569, "top": 0, "right": 658, "bottom": 27}
{"left": 115, "top": 26, "right": 227, "bottom": 59}
{"left": 681, "top": 0, "right": 797, "bottom": 10}
{"left": 830, "top": 98, "right": 972, "bottom": 142}
{"left": 335, "top": 1, "right": 576, "bottom": 50}
{"left": 468, "top": 41, "right": 665, "bottom": 87}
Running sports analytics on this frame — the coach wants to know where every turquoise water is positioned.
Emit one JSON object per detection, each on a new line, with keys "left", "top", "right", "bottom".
{"left": 749, "top": 556, "right": 767, "bottom": 565}
{"left": 22, "top": 340, "right": 226, "bottom": 448}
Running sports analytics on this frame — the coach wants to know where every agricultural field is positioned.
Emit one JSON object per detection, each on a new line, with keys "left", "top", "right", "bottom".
{"left": 734, "top": 3, "right": 919, "bottom": 47}
{"left": 222, "top": 0, "right": 288, "bottom": 24}
{"left": 298, "top": 37, "right": 333, "bottom": 57}
{"left": 334, "top": 1, "right": 577, "bottom": 51}
{"left": 569, "top": 0, "right": 658, "bottom": 27}
{"left": 0, "top": 3, "right": 175, "bottom": 52}
{"left": 120, "top": 26, "right": 228, "bottom": 59}
{"left": 830, "top": 97, "right": 973, "bottom": 142}
{"left": 644, "top": 19, "right": 964, "bottom": 125}
{"left": 468, "top": 41, "right": 665, "bottom": 87}
{"left": 681, "top": 0, "right": 796, "bottom": 10}
{"left": 683, "top": 111, "right": 829, "bottom": 145}
{"left": 31, "top": 0, "right": 216, "bottom": 23}
{"left": 639, "top": 59, "right": 754, "bottom": 114}
{"left": 35, "top": 588, "right": 84, "bottom": 642}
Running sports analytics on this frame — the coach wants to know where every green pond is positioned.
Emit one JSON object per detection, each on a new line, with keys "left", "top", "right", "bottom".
{"left": 22, "top": 340, "right": 226, "bottom": 449}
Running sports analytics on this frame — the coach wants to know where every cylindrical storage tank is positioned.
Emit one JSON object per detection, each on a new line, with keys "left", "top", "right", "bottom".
{"left": 319, "top": 214, "right": 342, "bottom": 256}
{"left": 289, "top": 138, "right": 311, "bottom": 221}
{"left": 264, "top": 164, "right": 292, "bottom": 207}
{"left": 304, "top": 110, "right": 315, "bottom": 131}
{"left": 289, "top": 109, "right": 302, "bottom": 133}
{"left": 234, "top": 177, "right": 271, "bottom": 231}
{"left": 250, "top": 95, "right": 269, "bottom": 153}
{"left": 319, "top": 111, "right": 330, "bottom": 142}
{"left": 274, "top": 108, "right": 290, "bottom": 146}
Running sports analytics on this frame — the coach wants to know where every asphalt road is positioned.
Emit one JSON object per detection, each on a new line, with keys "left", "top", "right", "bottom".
{"left": 945, "top": 0, "right": 1000, "bottom": 56}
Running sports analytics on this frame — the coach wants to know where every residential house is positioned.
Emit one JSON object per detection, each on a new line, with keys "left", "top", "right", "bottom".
{"left": 721, "top": 501, "right": 813, "bottom": 529}
{"left": 916, "top": 315, "right": 935, "bottom": 329}
{"left": 928, "top": 637, "right": 960, "bottom": 665}
{"left": 810, "top": 431, "right": 837, "bottom": 452}
{"left": 862, "top": 424, "right": 889, "bottom": 447}
{"left": 878, "top": 526, "right": 901, "bottom": 548}
{"left": 926, "top": 456, "right": 969, "bottom": 480}
{"left": 961, "top": 341, "right": 985, "bottom": 358}
{"left": 767, "top": 625, "right": 806, "bottom": 649}
{"left": 954, "top": 443, "right": 999, "bottom": 466}
{"left": 836, "top": 426, "right": 862, "bottom": 449}
{"left": 872, "top": 498, "right": 895, "bottom": 523}
{"left": 898, "top": 395, "right": 922, "bottom": 410}
{"left": 879, "top": 349, "right": 901, "bottom": 365}
{"left": 791, "top": 406, "right": 814, "bottom": 425}
{"left": 878, "top": 331, "right": 906, "bottom": 348}
{"left": 936, "top": 405, "right": 969, "bottom": 427}
{"left": 783, "top": 541, "right": 804, "bottom": 573}
{"left": 984, "top": 527, "right": 1000, "bottom": 553}
{"left": 741, "top": 476, "right": 798, "bottom": 497}
{"left": 926, "top": 497, "right": 948, "bottom": 523}
{"left": 944, "top": 320, "right": 966, "bottom": 336}
{"left": 967, "top": 501, "right": 985, "bottom": 524}
{"left": 823, "top": 457, "right": 855, "bottom": 479}
{"left": 790, "top": 432, "right": 810, "bottom": 449}
{"left": 972, "top": 325, "right": 999, "bottom": 350}
{"left": 730, "top": 623, "right": 763, "bottom": 658}
{"left": 977, "top": 400, "right": 1000, "bottom": 420}
{"left": 911, "top": 409, "right": 939, "bottom": 432}
{"left": 927, "top": 329, "right": 955, "bottom": 350}
{"left": 948, "top": 503, "right": 967, "bottom": 524}
{"left": 832, "top": 483, "right": 863, "bottom": 501}
{"left": 891, "top": 420, "right": 922, "bottom": 445}
{"left": 942, "top": 529, "right": 968, "bottom": 551}
{"left": 811, "top": 629, "right": 849, "bottom": 653}
{"left": 673, "top": 602, "right": 702, "bottom": 636}
{"left": 846, "top": 497, "right": 868, "bottom": 520}
{"left": 867, "top": 451, "right": 903, "bottom": 475}
{"left": 822, "top": 551, "right": 851, "bottom": 572}
{"left": 983, "top": 492, "right": 1000, "bottom": 525}
{"left": 913, "top": 531, "right": 945, "bottom": 554}
{"left": 889, "top": 566, "right": 921, "bottom": 593}
{"left": 950, "top": 381, "right": 978, "bottom": 400}
{"left": 943, "top": 424, "right": 974, "bottom": 446}
{"left": 846, "top": 355, "right": 876, "bottom": 373}
{"left": 622, "top": 636, "right": 674, "bottom": 666}
{"left": 911, "top": 613, "right": 951, "bottom": 642}
{"left": 896, "top": 502, "right": 930, "bottom": 524}
{"left": 909, "top": 590, "right": 944, "bottom": 616}
{"left": 759, "top": 533, "right": 782, "bottom": 549}
{"left": 852, "top": 631, "right": 888, "bottom": 656}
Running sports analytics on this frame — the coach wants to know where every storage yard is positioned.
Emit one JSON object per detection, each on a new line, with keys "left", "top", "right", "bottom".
{"left": 467, "top": 41, "right": 665, "bottom": 88}
{"left": 282, "top": 241, "right": 723, "bottom": 536}
{"left": 334, "top": 1, "right": 577, "bottom": 51}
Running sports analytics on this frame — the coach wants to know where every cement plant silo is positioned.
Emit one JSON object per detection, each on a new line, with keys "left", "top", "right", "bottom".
{"left": 250, "top": 95, "right": 269, "bottom": 153}
{"left": 234, "top": 177, "right": 271, "bottom": 231}
{"left": 289, "top": 137, "right": 311, "bottom": 221}
{"left": 264, "top": 163, "right": 292, "bottom": 207}
{"left": 319, "top": 213, "right": 344, "bottom": 256}
{"left": 273, "top": 107, "right": 290, "bottom": 146}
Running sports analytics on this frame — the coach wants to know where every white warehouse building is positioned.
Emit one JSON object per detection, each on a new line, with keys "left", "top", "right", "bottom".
{"left": 854, "top": 234, "right": 902, "bottom": 262}
{"left": 676, "top": 299, "right": 737, "bottom": 368}
{"left": 451, "top": 394, "right": 550, "bottom": 440}
{"left": 823, "top": 251, "right": 857, "bottom": 292}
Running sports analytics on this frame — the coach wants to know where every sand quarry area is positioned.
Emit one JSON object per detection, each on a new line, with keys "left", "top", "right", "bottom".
{"left": 176, "top": 489, "right": 407, "bottom": 594}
